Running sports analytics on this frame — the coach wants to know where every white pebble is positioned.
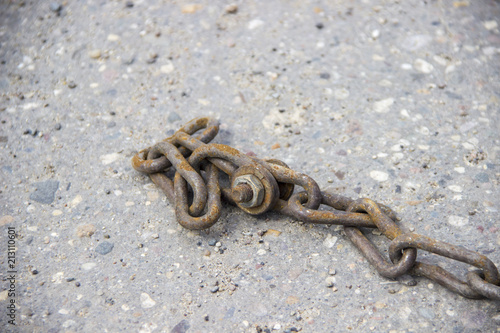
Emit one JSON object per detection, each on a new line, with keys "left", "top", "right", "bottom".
{"left": 107, "top": 34, "right": 120, "bottom": 41}
{"left": 88, "top": 49, "right": 101, "bottom": 59}
{"left": 414, "top": 58, "right": 434, "bottom": 73}
{"left": 58, "top": 309, "right": 69, "bottom": 315}
{"left": 370, "top": 171, "right": 389, "bottom": 182}
{"left": 433, "top": 55, "right": 447, "bottom": 66}
{"left": 323, "top": 234, "right": 338, "bottom": 248}
{"left": 325, "top": 276, "right": 336, "bottom": 287}
{"left": 371, "top": 29, "right": 380, "bottom": 39}
{"left": 141, "top": 293, "right": 156, "bottom": 308}
{"left": 334, "top": 88, "right": 350, "bottom": 100}
{"left": 82, "top": 262, "right": 96, "bottom": 270}
{"left": 454, "top": 167, "right": 465, "bottom": 174}
{"left": 161, "top": 62, "right": 175, "bottom": 74}
{"left": 248, "top": 19, "right": 264, "bottom": 30}
{"left": 400, "top": 63, "right": 412, "bottom": 70}
{"left": 100, "top": 152, "right": 120, "bottom": 165}
{"left": 448, "top": 185, "right": 463, "bottom": 193}
{"left": 484, "top": 20, "right": 498, "bottom": 30}
{"left": 257, "top": 249, "right": 267, "bottom": 256}
{"left": 448, "top": 215, "right": 468, "bottom": 227}
{"left": 373, "top": 98, "right": 394, "bottom": 113}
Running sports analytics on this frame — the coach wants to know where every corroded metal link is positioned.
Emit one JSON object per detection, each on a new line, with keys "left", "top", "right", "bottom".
{"left": 411, "top": 262, "right": 484, "bottom": 299}
{"left": 389, "top": 232, "right": 500, "bottom": 296}
{"left": 260, "top": 162, "right": 322, "bottom": 210}
{"left": 173, "top": 131, "right": 237, "bottom": 175}
{"left": 389, "top": 233, "right": 500, "bottom": 285}
{"left": 344, "top": 200, "right": 418, "bottom": 279}
{"left": 277, "top": 191, "right": 399, "bottom": 227}
{"left": 174, "top": 163, "right": 221, "bottom": 230}
{"left": 147, "top": 141, "right": 208, "bottom": 216}
{"left": 131, "top": 116, "right": 500, "bottom": 300}
{"left": 467, "top": 271, "right": 500, "bottom": 300}
{"left": 131, "top": 117, "right": 219, "bottom": 174}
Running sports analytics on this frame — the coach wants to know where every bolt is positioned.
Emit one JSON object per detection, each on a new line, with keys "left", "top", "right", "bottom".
{"left": 232, "top": 174, "right": 264, "bottom": 208}
{"left": 231, "top": 183, "right": 253, "bottom": 203}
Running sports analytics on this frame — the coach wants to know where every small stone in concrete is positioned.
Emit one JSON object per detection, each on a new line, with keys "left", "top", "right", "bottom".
{"left": 95, "top": 241, "right": 114, "bottom": 255}
{"left": 225, "top": 4, "right": 238, "bottom": 14}
{"left": 140, "top": 292, "right": 156, "bottom": 308}
{"left": 171, "top": 320, "right": 190, "bottom": 333}
{"left": 30, "top": 180, "right": 59, "bottom": 204}
{"left": 414, "top": 58, "right": 434, "bottom": 73}
{"left": 448, "top": 215, "right": 468, "bottom": 227}
{"left": 77, "top": 224, "right": 96, "bottom": 237}
{"left": 89, "top": 49, "right": 102, "bottom": 59}
{"left": 49, "top": 3, "right": 62, "bottom": 13}
{"left": 370, "top": 171, "right": 389, "bottom": 182}
{"left": 323, "top": 234, "right": 338, "bottom": 248}
{"left": 168, "top": 111, "right": 181, "bottom": 123}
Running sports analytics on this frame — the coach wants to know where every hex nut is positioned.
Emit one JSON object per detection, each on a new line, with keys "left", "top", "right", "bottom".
{"left": 233, "top": 174, "right": 264, "bottom": 208}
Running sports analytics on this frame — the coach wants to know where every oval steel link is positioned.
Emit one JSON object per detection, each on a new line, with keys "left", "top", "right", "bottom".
{"left": 466, "top": 271, "right": 500, "bottom": 300}
{"left": 261, "top": 161, "right": 321, "bottom": 210}
{"left": 147, "top": 141, "right": 208, "bottom": 217}
{"left": 389, "top": 233, "right": 500, "bottom": 286}
{"left": 411, "top": 262, "right": 484, "bottom": 299}
{"left": 174, "top": 163, "right": 222, "bottom": 230}
{"left": 343, "top": 199, "right": 417, "bottom": 279}
{"left": 131, "top": 117, "right": 219, "bottom": 174}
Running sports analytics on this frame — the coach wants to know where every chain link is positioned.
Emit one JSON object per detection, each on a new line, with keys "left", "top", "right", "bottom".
{"left": 132, "top": 117, "right": 500, "bottom": 300}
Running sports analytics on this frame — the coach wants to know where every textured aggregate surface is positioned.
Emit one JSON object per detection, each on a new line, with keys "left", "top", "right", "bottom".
{"left": 1, "top": 1, "right": 500, "bottom": 332}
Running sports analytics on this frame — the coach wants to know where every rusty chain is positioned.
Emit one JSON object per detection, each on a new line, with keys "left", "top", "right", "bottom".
{"left": 132, "top": 117, "right": 500, "bottom": 300}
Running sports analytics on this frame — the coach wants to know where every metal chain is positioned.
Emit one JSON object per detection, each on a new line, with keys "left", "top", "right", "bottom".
{"left": 132, "top": 117, "right": 500, "bottom": 300}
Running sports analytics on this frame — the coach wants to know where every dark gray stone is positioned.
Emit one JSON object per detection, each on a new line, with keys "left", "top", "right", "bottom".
{"left": 171, "top": 320, "right": 190, "bottom": 333}
{"left": 95, "top": 241, "right": 114, "bottom": 255}
{"left": 30, "top": 180, "right": 59, "bottom": 204}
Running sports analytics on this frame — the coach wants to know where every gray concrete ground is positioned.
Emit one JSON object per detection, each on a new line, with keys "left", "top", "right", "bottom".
{"left": 1, "top": 0, "right": 500, "bottom": 332}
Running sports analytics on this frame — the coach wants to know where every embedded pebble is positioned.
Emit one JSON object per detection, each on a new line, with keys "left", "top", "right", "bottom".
{"left": 483, "top": 20, "right": 498, "bottom": 30}
{"left": 181, "top": 4, "right": 203, "bottom": 14}
{"left": 370, "top": 171, "right": 389, "bottom": 182}
{"left": 95, "top": 241, "right": 114, "bottom": 255}
{"left": 168, "top": 111, "right": 181, "bottom": 123}
{"left": 325, "top": 276, "right": 336, "bottom": 287}
{"left": 334, "top": 88, "right": 350, "bottom": 100}
{"left": 448, "top": 185, "right": 463, "bottom": 193}
{"left": 257, "top": 249, "right": 267, "bottom": 255}
{"left": 140, "top": 293, "right": 156, "bottom": 308}
{"left": 100, "top": 152, "right": 120, "bottom": 165}
{"left": 323, "top": 234, "right": 338, "bottom": 248}
{"left": 89, "top": 49, "right": 102, "bottom": 59}
{"left": 225, "top": 4, "right": 238, "bottom": 14}
{"left": 414, "top": 58, "right": 434, "bottom": 73}
{"left": 171, "top": 320, "right": 190, "bottom": 333}
{"left": 208, "top": 239, "right": 217, "bottom": 246}
{"left": 448, "top": 215, "right": 468, "bottom": 227}
{"left": 373, "top": 98, "right": 394, "bottom": 113}
{"left": 49, "top": 3, "right": 62, "bottom": 13}
{"left": 82, "top": 263, "right": 96, "bottom": 270}
{"left": 30, "top": 180, "right": 59, "bottom": 204}
{"left": 161, "top": 62, "right": 175, "bottom": 74}
{"left": 401, "top": 34, "right": 432, "bottom": 51}
{"left": 248, "top": 19, "right": 264, "bottom": 30}
{"left": 0, "top": 215, "right": 14, "bottom": 226}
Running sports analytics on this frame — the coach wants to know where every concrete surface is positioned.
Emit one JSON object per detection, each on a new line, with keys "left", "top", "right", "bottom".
{"left": 1, "top": 0, "right": 500, "bottom": 332}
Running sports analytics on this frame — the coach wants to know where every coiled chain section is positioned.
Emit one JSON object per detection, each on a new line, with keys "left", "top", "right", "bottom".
{"left": 132, "top": 117, "right": 500, "bottom": 300}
